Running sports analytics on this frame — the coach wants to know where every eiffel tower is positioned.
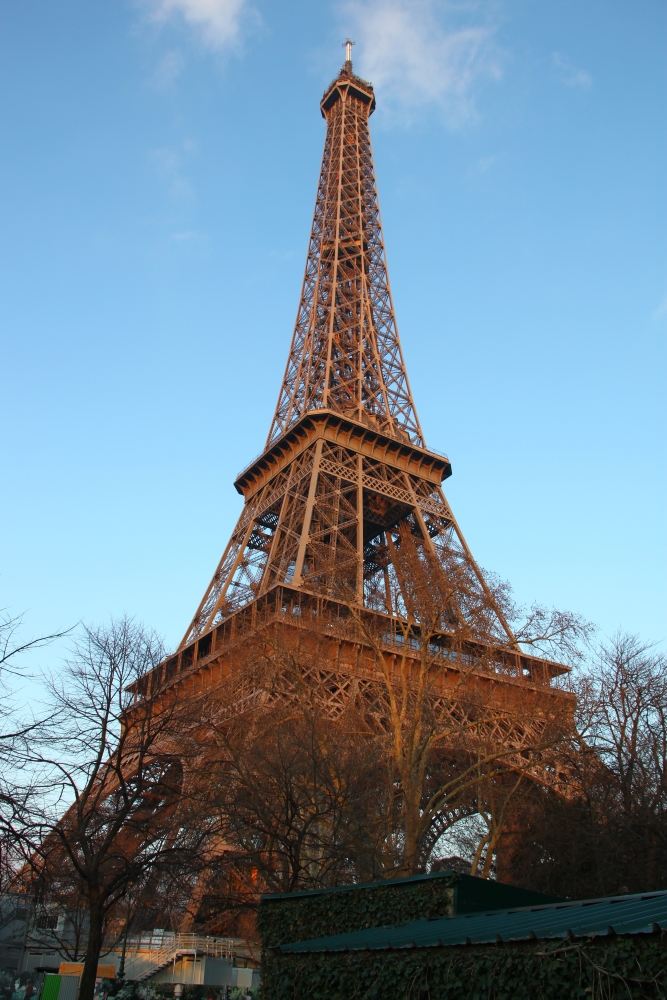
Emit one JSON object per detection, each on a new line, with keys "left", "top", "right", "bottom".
{"left": 130, "top": 48, "right": 569, "bottom": 733}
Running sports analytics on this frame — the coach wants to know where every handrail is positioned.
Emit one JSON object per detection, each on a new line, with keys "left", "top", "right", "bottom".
{"left": 111, "top": 933, "right": 234, "bottom": 959}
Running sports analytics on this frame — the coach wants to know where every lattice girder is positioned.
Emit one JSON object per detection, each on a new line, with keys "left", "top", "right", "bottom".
{"left": 150, "top": 608, "right": 576, "bottom": 805}
{"left": 267, "top": 65, "right": 423, "bottom": 448}
{"left": 181, "top": 416, "right": 515, "bottom": 647}
{"left": 180, "top": 57, "right": 535, "bottom": 663}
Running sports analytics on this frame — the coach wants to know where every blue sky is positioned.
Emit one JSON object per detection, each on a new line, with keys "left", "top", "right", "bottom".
{"left": 1, "top": 0, "right": 665, "bottom": 674}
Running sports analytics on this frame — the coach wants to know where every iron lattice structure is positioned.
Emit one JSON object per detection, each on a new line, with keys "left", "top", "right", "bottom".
{"left": 125, "top": 59, "right": 576, "bottom": 896}
{"left": 267, "top": 65, "right": 421, "bottom": 448}
{"left": 124, "top": 60, "right": 576, "bottom": 734}
{"left": 181, "top": 62, "right": 517, "bottom": 652}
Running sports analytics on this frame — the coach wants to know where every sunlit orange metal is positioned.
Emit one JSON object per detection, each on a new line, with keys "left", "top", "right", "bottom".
{"left": 268, "top": 66, "right": 422, "bottom": 448}
{"left": 99, "top": 60, "right": 583, "bottom": 919}
{"left": 124, "top": 65, "right": 578, "bottom": 898}
{"left": 180, "top": 60, "right": 522, "bottom": 655}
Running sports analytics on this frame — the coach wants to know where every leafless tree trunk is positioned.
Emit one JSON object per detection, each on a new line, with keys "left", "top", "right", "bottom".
{"left": 0, "top": 609, "right": 71, "bottom": 891}
{"left": 204, "top": 657, "right": 384, "bottom": 897}
{"left": 20, "top": 617, "right": 212, "bottom": 1000}
{"left": 509, "top": 633, "right": 667, "bottom": 897}
{"left": 341, "top": 525, "right": 582, "bottom": 877}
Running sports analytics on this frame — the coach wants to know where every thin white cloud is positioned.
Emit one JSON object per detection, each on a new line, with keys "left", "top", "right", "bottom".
{"left": 141, "top": 0, "right": 256, "bottom": 50}
{"left": 651, "top": 294, "right": 667, "bottom": 321}
{"left": 153, "top": 49, "right": 185, "bottom": 88}
{"left": 150, "top": 145, "right": 196, "bottom": 200}
{"left": 475, "top": 153, "right": 497, "bottom": 174}
{"left": 171, "top": 230, "right": 206, "bottom": 241}
{"left": 553, "top": 52, "right": 592, "bottom": 89}
{"left": 339, "top": 0, "right": 502, "bottom": 125}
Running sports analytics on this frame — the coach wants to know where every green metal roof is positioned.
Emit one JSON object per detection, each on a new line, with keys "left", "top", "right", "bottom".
{"left": 260, "top": 870, "right": 461, "bottom": 901}
{"left": 278, "top": 890, "right": 667, "bottom": 953}
{"left": 260, "top": 870, "right": 558, "bottom": 909}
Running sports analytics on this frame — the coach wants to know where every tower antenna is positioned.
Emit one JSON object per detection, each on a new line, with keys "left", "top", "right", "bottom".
{"left": 343, "top": 38, "right": 355, "bottom": 70}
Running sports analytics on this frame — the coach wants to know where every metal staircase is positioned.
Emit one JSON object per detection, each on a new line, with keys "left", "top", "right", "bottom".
{"left": 114, "top": 934, "right": 235, "bottom": 982}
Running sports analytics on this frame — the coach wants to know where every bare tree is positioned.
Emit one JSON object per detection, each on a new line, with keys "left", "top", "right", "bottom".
{"left": 214, "top": 704, "right": 377, "bottom": 894}
{"left": 188, "top": 634, "right": 387, "bottom": 937}
{"left": 21, "top": 617, "right": 212, "bottom": 1000}
{"left": 579, "top": 633, "right": 667, "bottom": 821}
{"left": 0, "top": 610, "right": 71, "bottom": 677}
{"left": 340, "top": 525, "right": 576, "bottom": 878}
{"left": 510, "top": 633, "right": 667, "bottom": 897}
{"left": 0, "top": 610, "right": 71, "bottom": 890}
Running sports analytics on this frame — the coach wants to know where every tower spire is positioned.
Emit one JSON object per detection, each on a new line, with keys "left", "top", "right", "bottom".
{"left": 344, "top": 38, "right": 354, "bottom": 71}
{"left": 266, "top": 57, "right": 423, "bottom": 450}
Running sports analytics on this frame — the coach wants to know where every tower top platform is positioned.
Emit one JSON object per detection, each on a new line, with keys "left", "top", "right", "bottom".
{"left": 320, "top": 64, "right": 376, "bottom": 118}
